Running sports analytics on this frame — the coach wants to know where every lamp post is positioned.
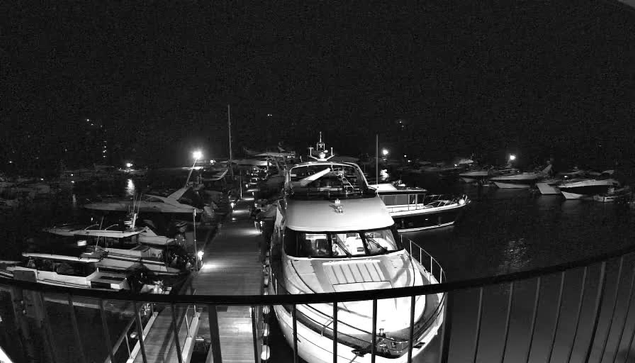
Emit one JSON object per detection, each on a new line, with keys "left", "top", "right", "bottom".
{"left": 185, "top": 150, "right": 203, "bottom": 187}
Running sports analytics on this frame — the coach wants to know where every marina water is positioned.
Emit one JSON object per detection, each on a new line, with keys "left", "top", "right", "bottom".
{"left": 2, "top": 173, "right": 635, "bottom": 362}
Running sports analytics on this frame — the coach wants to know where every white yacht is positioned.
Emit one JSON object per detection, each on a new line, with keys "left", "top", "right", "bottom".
{"left": 558, "top": 178, "right": 621, "bottom": 200}
{"left": 535, "top": 169, "right": 587, "bottom": 195}
{"left": 84, "top": 187, "right": 212, "bottom": 219}
{"left": 0, "top": 253, "right": 134, "bottom": 291}
{"left": 490, "top": 164, "right": 552, "bottom": 189}
{"left": 268, "top": 136, "right": 445, "bottom": 363}
{"left": 373, "top": 183, "right": 469, "bottom": 232}
{"left": 44, "top": 219, "right": 194, "bottom": 275}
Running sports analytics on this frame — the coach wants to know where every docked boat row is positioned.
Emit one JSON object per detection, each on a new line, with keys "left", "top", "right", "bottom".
{"left": 0, "top": 213, "right": 195, "bottom": 294}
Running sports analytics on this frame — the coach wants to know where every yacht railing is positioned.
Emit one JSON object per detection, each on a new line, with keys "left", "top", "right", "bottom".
{"left": 380, "top": 192, "right": 469, "bottom": 214}
{"left": 2, "top": 242, "right": 635, "bottom": 363}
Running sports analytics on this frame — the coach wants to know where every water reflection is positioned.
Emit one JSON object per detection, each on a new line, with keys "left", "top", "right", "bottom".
{"left": 125, "top": 178, "right": 136, "bottom": 197}
{"left": 497, "top": 237, "right": 530, "bottom": 274}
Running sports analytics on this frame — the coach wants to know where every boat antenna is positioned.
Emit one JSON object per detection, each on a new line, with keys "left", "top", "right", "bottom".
{"left": 308, "top": 132, "right": 335, "bottom": 161}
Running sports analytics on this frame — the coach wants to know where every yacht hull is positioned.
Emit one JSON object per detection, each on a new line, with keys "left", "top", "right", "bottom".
{"left": 271, "top": 292, "right": 444, "bottom": 363}
{"left": 392, "top": 205, "right": 464, "bottom": 232}
{"left": 493, "top": 181, "right": 533, "bottom": 189}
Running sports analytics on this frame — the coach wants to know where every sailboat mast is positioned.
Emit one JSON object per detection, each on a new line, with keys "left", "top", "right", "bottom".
{"left": 228, "top": 104, "right": 234, "bottom": 178}
{"left": 375, "top": 134, "right": 379, "bottom": 186}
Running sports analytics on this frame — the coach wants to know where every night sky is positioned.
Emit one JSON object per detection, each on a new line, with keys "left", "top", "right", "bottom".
{"left": 2, "top": 1, "right": 634, "bottom": 170}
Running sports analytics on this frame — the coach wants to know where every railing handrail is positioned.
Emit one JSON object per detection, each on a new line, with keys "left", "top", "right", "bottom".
{"left": 3, "top": 241, "right": 635, "bottom": 305}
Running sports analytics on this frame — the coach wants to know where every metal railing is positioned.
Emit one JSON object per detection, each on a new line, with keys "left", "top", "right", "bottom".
{"left": 2, "top": 241, "right": 635, "bottom": 363}
{"left": 380, "top": 192, "right": 469, "bottom": 214}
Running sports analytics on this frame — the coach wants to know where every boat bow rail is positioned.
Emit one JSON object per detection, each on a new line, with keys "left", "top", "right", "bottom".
{"left": 267, "top": 238, "right": 447, "bottom": 360}
{"left": 3, "top": 242, "right": 635, "bottom": 362}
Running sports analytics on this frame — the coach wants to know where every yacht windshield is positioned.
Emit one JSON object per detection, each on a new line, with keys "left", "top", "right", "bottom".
{"left": 284, "top": 227, "right": 402, "bottom": 258}
{"left": 288, "top": 163, "right": 374, "bottom": 200}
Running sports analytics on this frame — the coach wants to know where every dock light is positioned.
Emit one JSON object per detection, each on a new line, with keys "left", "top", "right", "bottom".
{"left": 261, "top": 345, "right": 271, "bottom": 361}
{"left": 382, "top": 148, "right": 389, "bottom": 156}
{"left": 126, "top": 162, "right": 133, "bottom": 168}
{"left": 185, "top": 150, "right": 203, "bottom": 187}
{"left": 77, "top": 240, "right": 87, "bottom": 247}
{"left": 197, "top": 251, "right": 204, "bottom": 259}
{"left": 509, "top": 154, "right": 516, "bottom": 162}
{"left": 262, "top": 323, "right": 270, "bottom": 337}
{"left": 230, "top": 201, "right": 236, "bottom": 209}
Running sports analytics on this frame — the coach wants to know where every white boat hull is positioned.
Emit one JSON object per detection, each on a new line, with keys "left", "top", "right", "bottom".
{"left": 272, "top": 301, "right": 443, "bottom": 363}
{"left": 493, "top": 182, "right": 532, "bottom": 189}
{"left": 536, "top": 182, "right": 560, "bottom": 195}
{"left": 561, "top": 191, "right": 586, "bottom": 200}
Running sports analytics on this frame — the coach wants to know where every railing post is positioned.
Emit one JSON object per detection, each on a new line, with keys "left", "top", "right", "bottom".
{"left": 207, "top": 304, "right": 223, "bottom": 363}
{"left": 524, "top": 277, "right": 542, "bottom": 363}
{"left": 610, "top": 267, "right": 635, "bottom": 363}
{"left": 99, "top": 299, "right": 115, "bottom": 363}
{"left": 598, "top": 257, "right": 624, "bottom": 362}
{"left": 371, "top": 298, "right": 378, "bottom": 363}
{"left": 499, "top": 282, "right": 515, "bottom": 363}
{"left": 251, "top": 306, "right": 259, "bottom": 363}
{"left": 170, "top": 304, "right": 183, "bottom": 363}
{"left": 546, "top": 272, "right": 566, "bottom": 363}
{"left": 566, "top": 266, "right": 589, "bottom": 363}
{"left": 471, "top": 288, "right": 484, "bottom": 363}
{"left": 332, "top": 302, "right": 338, "bottom": 363}
{"left": 439, "top": 293, "right": 453, "bottom": 363}
{"left": 583, "top": 261, "right": 608, "bottom": 363}
{"left": 292, "top": 305, "right": 299, "bottom": 363}
{"left": 132, "top": 301, "right": 148, "bottom": 363}
{"left": 67, "top": 294, "right": 87, "bottom": 363}
{"left": 36, "top": 291, "right": 59, "bottom": 363}
{"left": 407, "top": 294, "right": 416, "bottom": 363}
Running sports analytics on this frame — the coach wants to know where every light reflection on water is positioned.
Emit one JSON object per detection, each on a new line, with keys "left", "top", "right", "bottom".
{"left": 125, "top": 178, "right": 136, "bottom": 197}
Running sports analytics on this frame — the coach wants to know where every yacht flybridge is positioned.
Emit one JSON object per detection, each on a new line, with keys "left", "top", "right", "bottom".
{"left": 268, "top": 134, "right": 445, "bottom": 362}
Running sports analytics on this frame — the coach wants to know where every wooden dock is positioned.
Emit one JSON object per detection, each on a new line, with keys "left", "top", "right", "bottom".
{"left": 128, "top": 198, "right": 265, "bottom": 363}
{"left": 192, "top": 200, "right": 265, "bottom": 363}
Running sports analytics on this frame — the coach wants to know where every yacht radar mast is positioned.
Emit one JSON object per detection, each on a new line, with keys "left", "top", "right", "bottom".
{"left": 308, "top": 132, "right": 335, "bottom": 161}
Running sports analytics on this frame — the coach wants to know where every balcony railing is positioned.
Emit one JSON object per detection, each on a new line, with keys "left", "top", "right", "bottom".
{"left": 2, "top": 240, "right": 635, "bottom": 363}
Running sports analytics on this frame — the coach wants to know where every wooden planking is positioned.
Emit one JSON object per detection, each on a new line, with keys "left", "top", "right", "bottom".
{"left": 191, "top": 200, "right": 265, "bottom": 362}
{"left": 131, "top": 199, "right": 264, "bottom": 363}
{"left": 197, "top": 306, "right": 257, "bottom": 363}
{"left": 190, "top": 201, "right": 264, "bottom": 296}
{"left": 133, "top": 305, "right": 191, "bottom": 363}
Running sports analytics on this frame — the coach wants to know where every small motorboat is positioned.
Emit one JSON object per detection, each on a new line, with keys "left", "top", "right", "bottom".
{"left": 593, "top": 186, "right": 632, "bottom": 203}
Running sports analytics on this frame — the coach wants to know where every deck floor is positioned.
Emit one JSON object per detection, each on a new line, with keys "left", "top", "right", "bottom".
{"left": 192, "top": 198, "right": 265, "bottom": 362}
{"left": 131, "top": 197, "right": 265, "bottom": 363}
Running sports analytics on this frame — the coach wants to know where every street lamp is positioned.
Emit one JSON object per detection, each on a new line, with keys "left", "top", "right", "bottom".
{"left": 185, "top": 150, "right": 203, "bottom": 187}
{"left": 382, "top": 148, "right": 389, "bottom": 158}
{"left": 509, "top": 154, "right": 516, "bottom": 162}
{"left": 125, "top": 162, "right": 133, "bottom": 169}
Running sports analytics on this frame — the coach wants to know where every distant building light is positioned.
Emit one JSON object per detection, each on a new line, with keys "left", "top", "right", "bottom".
{"left": 8, "top": 160, "right": 13, "bottom": 164}
{"left": 126, "top": 162, "right": 133, "bottom": 168}
{"left": 267, "top": 113, "right": 273, "bottom": 117}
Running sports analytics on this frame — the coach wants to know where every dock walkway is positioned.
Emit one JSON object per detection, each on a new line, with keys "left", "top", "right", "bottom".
{"left": 130, "top": 196, "right": 265, "bottom": 363}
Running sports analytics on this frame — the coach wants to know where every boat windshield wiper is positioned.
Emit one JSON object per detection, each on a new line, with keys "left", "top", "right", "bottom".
{"left": 333, "top": 238, "right": 352, "bottom": 257}
{"left": 297, "top": 168, "right": 331, "bottom": 187}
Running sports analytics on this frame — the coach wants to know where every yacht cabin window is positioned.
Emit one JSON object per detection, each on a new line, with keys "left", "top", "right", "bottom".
{"left": 284, "top": 227, "right": 402, "bottom": 258}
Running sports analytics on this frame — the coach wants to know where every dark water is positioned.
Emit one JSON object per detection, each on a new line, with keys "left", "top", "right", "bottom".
{"left": 3, "top": 173, "right": 635, "bottom": 362}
